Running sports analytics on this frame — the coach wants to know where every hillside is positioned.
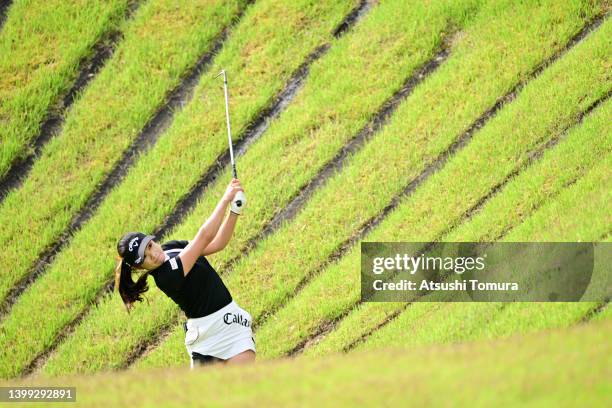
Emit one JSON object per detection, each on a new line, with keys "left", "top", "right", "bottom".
{"left": 0, "top": 0, "right": 609, "bottom": 403}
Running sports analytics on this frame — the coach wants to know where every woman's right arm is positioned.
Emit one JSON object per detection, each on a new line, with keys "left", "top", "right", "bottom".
{"left": 179, "top": 179, "right": 243, "bottom": 276}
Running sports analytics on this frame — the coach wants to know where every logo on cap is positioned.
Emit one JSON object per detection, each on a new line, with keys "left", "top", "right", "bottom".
{"left": 128, "top": 237, "right": 139, "bottom": 252}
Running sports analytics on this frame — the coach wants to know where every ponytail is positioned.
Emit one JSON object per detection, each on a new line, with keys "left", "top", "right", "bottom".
{"left": 114, "top": 258, "right": 150, "bottom": 312}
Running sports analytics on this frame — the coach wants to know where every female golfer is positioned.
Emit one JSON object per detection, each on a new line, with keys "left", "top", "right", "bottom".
{"left": 115, "top": 178, "right": 255, "bottom": 367}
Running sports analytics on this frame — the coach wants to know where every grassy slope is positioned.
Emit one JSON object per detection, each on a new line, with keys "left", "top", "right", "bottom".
{"left": 272, "top": 16, "right": 611, "bottom": 358}
{"left": 25, "top": 0, "right": 360, "bottom": 377}
{"left": 6, "top": 320, "right": 611, "bottom": 407}
{"left": 47, "top": 0, "right": 480, "bottom": 374}
{"left": 359, "top": 157, "right": 611, "bottom": 352}
{"left": 0, "top": 0, "right": 247, "bottom": 304}
{"left": 0, "top": 0, "right": 129, "bottom": 177}
{"left": 315, "top": 134, "right": 611, "bottom": 356}
{"left": 503, "top": 162, "right": 611, "bottom": 242}
{"left": 263, "top": 98, "right": 612, "bottom": 358}
{"left": 137, "top": 0, "right": 493, "bottom": 368}
{"left": 240, "top": 1, "right": 609, "bottom": 359}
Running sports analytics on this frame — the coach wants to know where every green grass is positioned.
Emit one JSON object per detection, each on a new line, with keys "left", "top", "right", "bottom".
{"left": 135, "top": 0, "right": 501, "bottom": 369}
{"left": 1, "top": 0, "right": 360, "bottom": 378}
{"left": 503, "top": 157, "right": 611, "bottom": 242}
{"left": 0, "top": 0, "right": 248, "bottom": 305}
{"left": 594, "top": 302, "right": 612, "bottom": 321}
{"left": 42, "top": 0, "right": 484, "bottom": 375}
{"left": 360, "top": 245, "right": 609, "bottom": 352}
{"left": 358, "top": 268, "right": 605, "bottom": 351}
{"left": 0, "top": 0, "right": 608, "bottom": 387}
{"left": 445, "top": 105, "right": 611, "bottom": 242}
{"left": 3, "top": 320, "right": 611, "bottom": 407}
{"left": 0, "top": 0, "right": 130, "bottom": 178}
{"left": 311, "top": 109, "right": 612, "bottom": 357}
{"left": 252, "top": 18, "right": 611, "bottom": 359}
{"left": 234, "top": 2, "right": 603, "bottom": 356}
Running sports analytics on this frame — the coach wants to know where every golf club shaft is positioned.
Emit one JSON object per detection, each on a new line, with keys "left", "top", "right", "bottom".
{"left": 217, "top": 69, "right": 246, "bottom": 213}
{"left": 220, "top": 70, "right": 238, "bottom": 179}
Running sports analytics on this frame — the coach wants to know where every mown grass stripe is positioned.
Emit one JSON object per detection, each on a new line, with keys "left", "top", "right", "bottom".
{"left": 421, "top": 231, "right": 610, "bottom": 347}
{"left": 0, "top": 32, "right": 118, "bottom": 202}
{"left": 136, "top": 0, "right": 486, "bottom": 370}
{"left": 311, "top": 120, "right": 610, "bottom": 358}
{"left": 324, "top": 106, "right": 612, "bottom": 356}
{"left": 0, "top": 0, "right": 262, "bottom": 379}
{"left": 225, "top": 46, "right": 451, "bottom": 275}
{"left": 251, "top": 4, "right": 610, "bottom": 328}
{"left": 59, "top": 1, "right": 370, "bottom": 374}
{"left": 444, "top": 115, "right": 611, "bottom": 244}
{"left": 433, "top": 90, "right": 611, "bottom": 243}
{"left": 0, "top": 1, "right": 145, "bottom": 204}
{"left": 139, "top": 0, "right": 607, "bottom": 367}
{"left": 254, "top": 15, "right": 611, "bottom": 359}
{"left": 309, "top": 139, "right": 609, "bottom": 358}
{"left": 0, "top": 0, "right": 134, "bottom": 178}
{"left": 341, "top": 303, "right": 413, "bottom": 352}
{"left": 306, "top": 91, "right": 611, "bottom": 359}
{"left": 503, "top": 159, "right": 611, "bottom": 242}
{"left": 266, "top": 10, "right": 611, "bottom": 335}
{"left": 11, "top": 0, "right": 360, "bottom": 378}
{"left": 351, "top": 151, "right": 610, "bottom": 347}
{"left": 0, "top": 1, "right": 254, "bottom": 322}
{"left": 0, "top": 32, "right": 140, "bottom": 318}
{"left": 132, "top": 43, "right": 450, "bottom": 362}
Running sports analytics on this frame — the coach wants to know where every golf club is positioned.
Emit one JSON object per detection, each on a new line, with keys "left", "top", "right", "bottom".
{"left": 216, "top": 69, "right": 246, "bottom": 213}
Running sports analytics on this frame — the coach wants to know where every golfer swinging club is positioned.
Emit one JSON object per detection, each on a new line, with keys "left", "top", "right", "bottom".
{"left": 115, "top": 70, "right": 254, "bottom": 367}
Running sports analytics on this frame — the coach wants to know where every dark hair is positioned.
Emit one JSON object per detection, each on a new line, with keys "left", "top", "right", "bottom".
{"left": 115, "top": 232, "right": 150, "bottom": 312}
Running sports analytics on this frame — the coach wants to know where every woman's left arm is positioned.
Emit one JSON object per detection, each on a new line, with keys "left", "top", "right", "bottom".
{"left": 201, "top": 211, "right": 238, "bottom": 255}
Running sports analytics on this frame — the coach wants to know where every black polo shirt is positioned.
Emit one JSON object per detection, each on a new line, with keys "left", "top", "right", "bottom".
{"left": 149, "top": 240, "right": 232, "bottom": 318}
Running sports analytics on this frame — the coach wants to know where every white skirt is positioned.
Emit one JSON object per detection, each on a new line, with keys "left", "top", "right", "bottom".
{"left": 184, "top": 300, "right": 255, "bottom": 363}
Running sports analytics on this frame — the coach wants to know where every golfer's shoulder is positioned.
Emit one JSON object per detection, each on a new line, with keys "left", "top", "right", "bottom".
{"left": 162, "top": 240, "right": 189, "bottom": 251}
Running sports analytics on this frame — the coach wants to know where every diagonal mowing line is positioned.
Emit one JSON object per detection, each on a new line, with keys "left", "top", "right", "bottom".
{"left": 15, "top": 1, "right": 265, "bottom": 378}
{"left": 347, "top": 164, "right": 612, "bottom": 349}
{"left": 23, "top": 0, "right": 373, "bottom": 376}
{"left": 290, "top": 94, "right": 610, "bottom": 357}
{"left": 149, "top": 0, "right": 372, "bottom": 243}
{"left": 225, "top": 46, "right": 451, "bottom": 277}
{"left": 340, "top": 303, "right": 411, "bottom": 352}
{"left": 249, "top": 44, "right": 452, "bottom": 331}
{"left": 580, "top": 239, "right": 611, "bottom": 322}
{"left": 283, "top": 15, "right": 610, "bottom": 357}
{"left": 0, "top": 0, "right": 12, "bottom": 32}
{"left": 299, "top": 94, "right": 612, "bottom": 356}
{"left": 581, "top": 300, "right": 611, "bottom": 322}
{"left": 121, "top": 0, "right": 374, "bottom": 370}
{"left": 340, "top": 304, "right": 498, "bottom": 353}
{"left": 128, "top": 40, "right": 450, "bottom": 362}
{"left": 450, "top": 91, "right": 611, "bottom": 243}
{"left": 0, "top": 0, "right": 257, "bottom": 322}
{"left": 0, "top": 0, "right": 142, "bottom": 203}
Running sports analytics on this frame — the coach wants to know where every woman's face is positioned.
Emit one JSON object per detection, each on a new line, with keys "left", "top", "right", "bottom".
{"left": 139, "top": 240, "right": 165, "bottom": 270}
